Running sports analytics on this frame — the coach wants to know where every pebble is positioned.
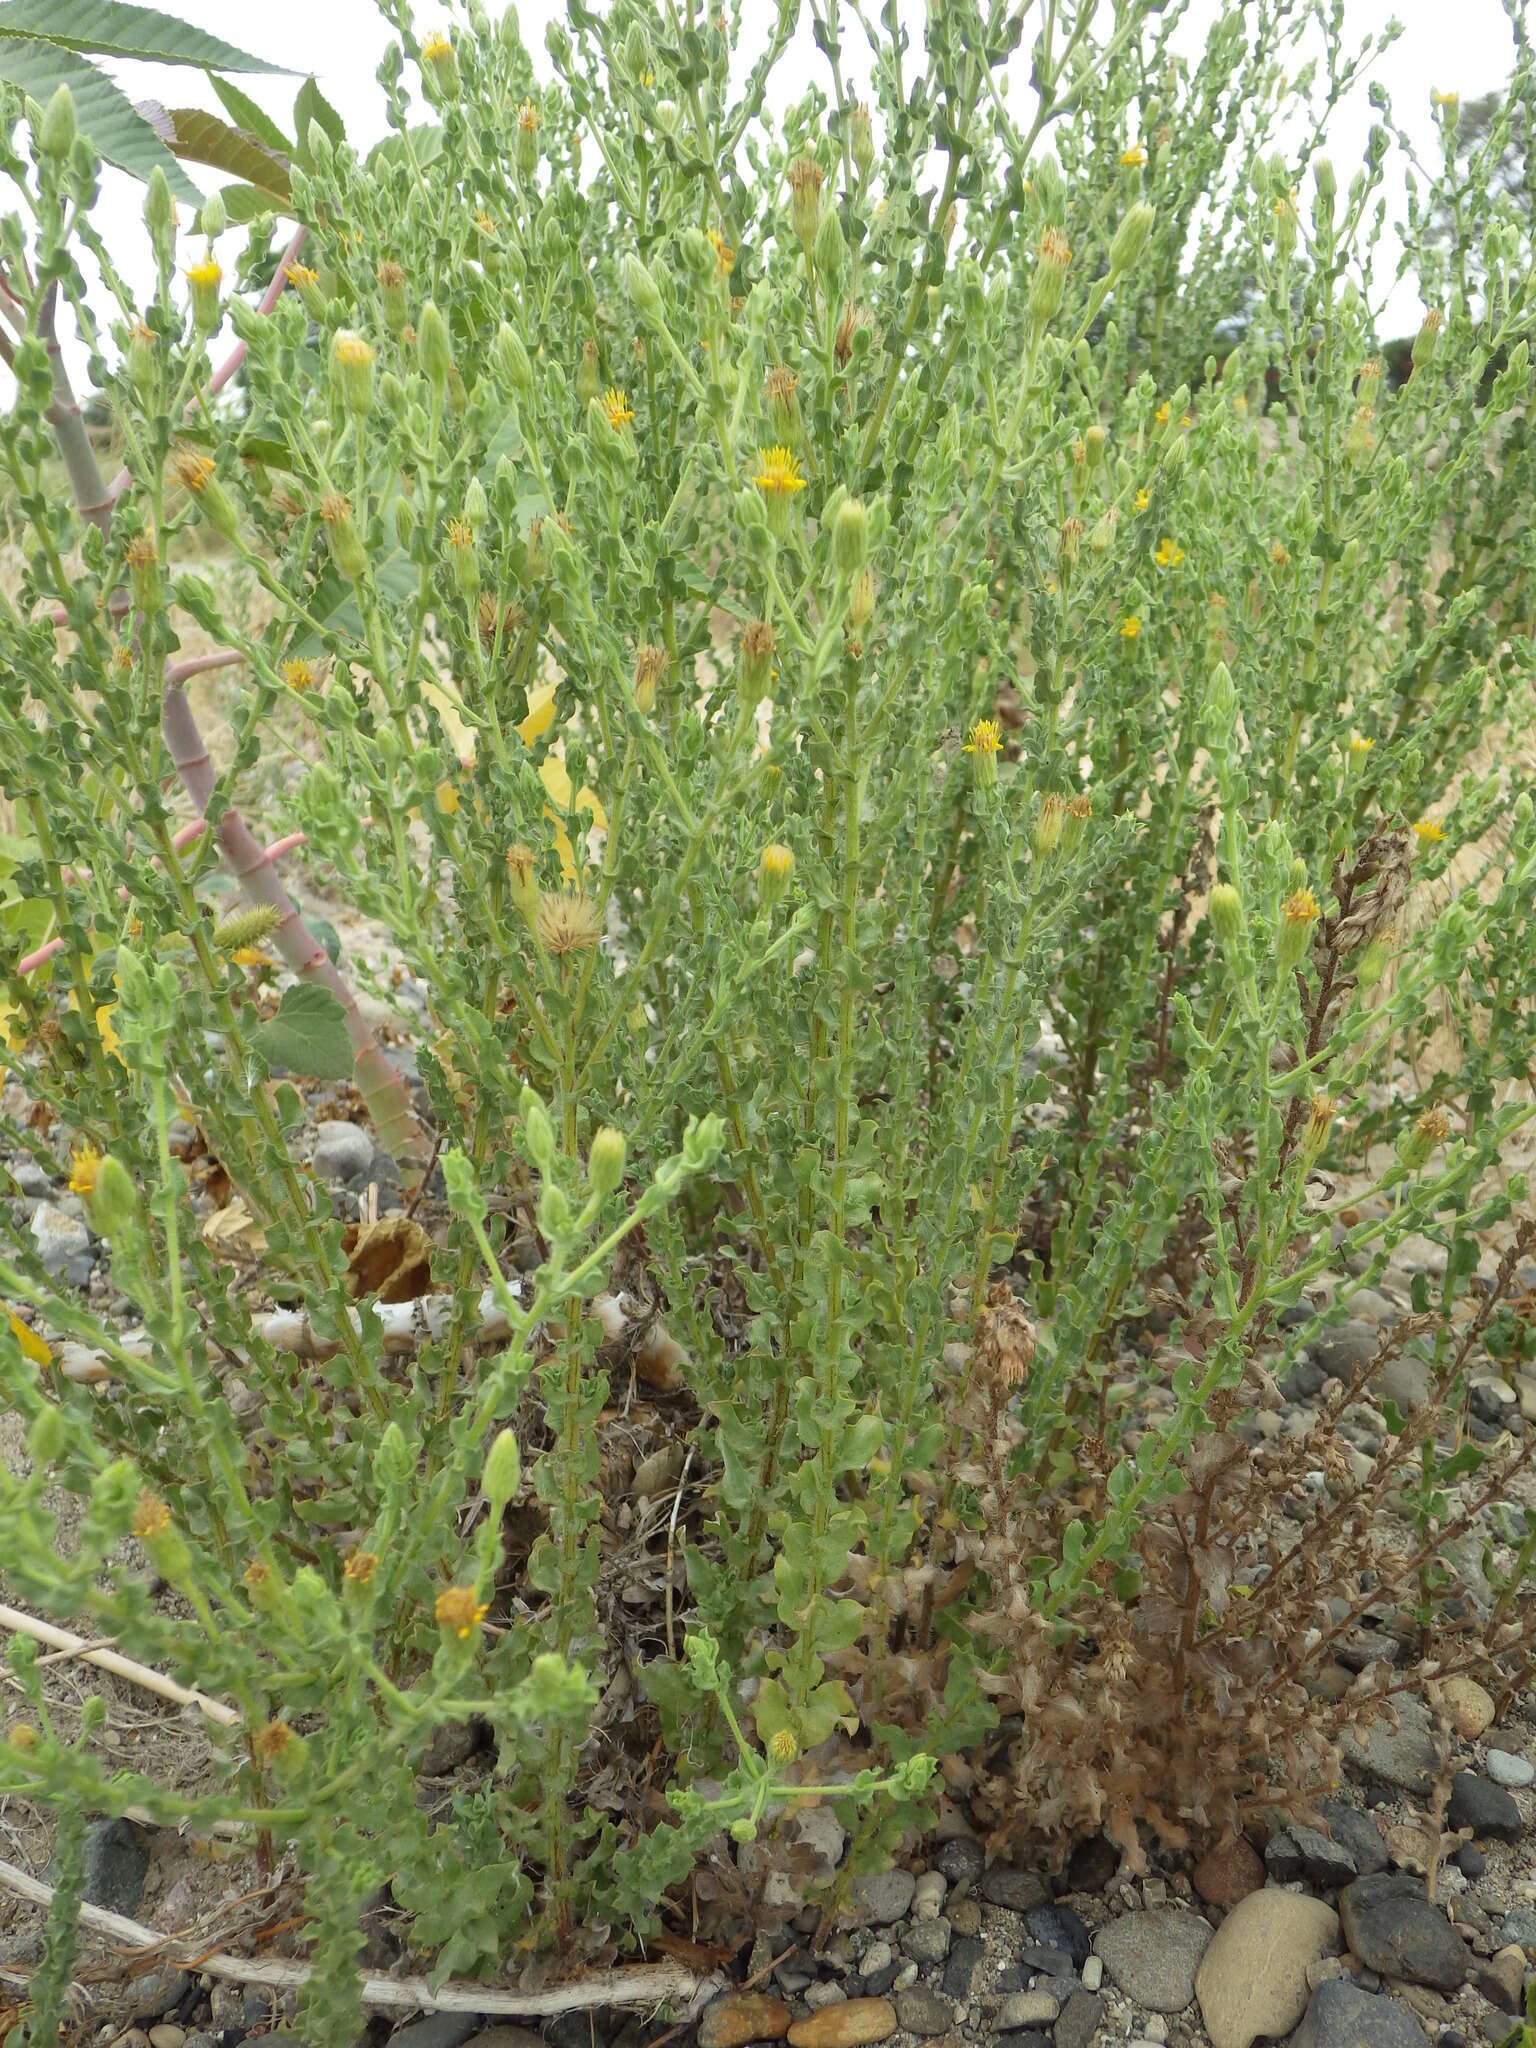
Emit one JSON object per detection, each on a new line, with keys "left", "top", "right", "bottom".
{"left": 1307, "top": 1319, "right": 1379, "bottom": 1378}
{"left": 1502, "top": 1909, "right": 1536, "bottom": 1954}
{"left": 79, "top": 1818, "right": 149, "bottom": 1917}
{"left": 893, "top": 1988, "right": 952, "bottom": 2038}
{"left": 786, "top": 1999, "right": 897, "bottom": 2048}
{"left": 1193, "top": 1836, "right": 1265, "bottom": 1910}
{"left": 859, "top": 1944, "right": 893, "bottom": 1982}
{"left": 1440, "top": 1677, "right": 1495, "bottom": 1741}
{"left": 1025, "top": 1905, "right": 1093, "bottom": 1969}
{"left": 910, "top": 1871, "right": 947, "bottom": 1921}
{"left": 1080, "top": 1958, "right": 1103, "bottom": 1993}
{"left": 1447, "top": 1771, "right": 1524, "bottom": 1843}
{"left": 311, "top": 1118, "right": 375, "bottom": 1182}
{"left": 1452, "top": 1844, "right": 1486, "bottom": 1879}
{"left": 30, "top": 1199, "right": 92, "bottom": 1285}
{"left": 935, "top": 1837, "right": 984, "bottom": 1887}
{"left": 1290, "top": 1979, "right": 1429, "bottom": 2048}
{"left": 1019, "top": 1945, "right": 1077, "bottom": 1981}
{"left": 949, "top": 1897, "right": 982, "bottom": 1937}
{"left": 1474, "top": 1947, "right": 1528, "bottom": 2014}
{"left": 997, "top": 1991, "right": 1062, "bottom": 2029}
{"left": 983, "top": 1866, "right": 1050, "bottom": 1911}
{"left": 698, "top": 1994, "right": 792, "bottom": 2048}
{"left": 1486, "top": 1749, "right": 1536, "bottom": 1790}
{"left": 803, "top": 1986, "right": 846, "bottom": 2013}
{"left": 941, "top": 1935, "right": 984, "bottom": 1997}
{"left": 1318, "top": 1802, "right": 1389, "bottom": 1878}
{"left": 1194, "top": 1888, "right": 1340, "bottom": 2048}
{"left": 387, "top": 2018, "right": 480, "bottom": 2048}
{"left": 1052, "top": 1992, "right": 1104, "bottom": 2048}
{"left": 1338, "top": 1875, "right": 1469, "bottom": 1991}
{"left": 1266, "top": 1824, "right": 1357, "bottom": 1889}
{"left": 839, "top": 1870, "right": 916, "bottom": 1929}
{"left": 1094, "top": 1908, "right": 1215, "bottom": 2013}
{"left": 901, "top": 1919, "right": 951, "bottom": 1965}
{"left": 148, "top": 2030, "right": 186, "bottom": 2048}
{"left": 1342, "top": 1698, "right": 1439, "bottom": 1796}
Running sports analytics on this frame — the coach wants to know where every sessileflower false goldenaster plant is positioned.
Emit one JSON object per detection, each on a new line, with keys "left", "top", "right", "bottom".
{"left": 2, "top": 0, "right": 1536, "bottom": 2034}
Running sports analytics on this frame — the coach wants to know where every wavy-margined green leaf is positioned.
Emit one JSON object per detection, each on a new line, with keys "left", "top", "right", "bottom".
{"left": 0, "top": 40, "right": 200, "bottom": 202}
{"left": 0, "top": 0, "right": 280, "bottom": 71}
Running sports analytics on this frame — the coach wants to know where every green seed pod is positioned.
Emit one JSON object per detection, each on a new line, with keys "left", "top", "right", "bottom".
{"left": 832, "top": 496, "right": 868, "bottom": 578}
{"left": 1034, "top": 792, "right": 1064, "bottom": 860}
{"left": 484, "top": 1427, "right": 522, "bottom": 1509}
{"left": 418, "top": 300, "right": 453, "bottom": 395}
{"left": 144, "top": 167, "right": 175, "bottom": 259}
{"left": 587, "top": 1126, "right": 627, "bottom": 1200}
{"left": 38, "top": 84, "right": 77, "bottom": 161}
{"left": 1109, "top": 201, "right": 1155, "bottom": 280}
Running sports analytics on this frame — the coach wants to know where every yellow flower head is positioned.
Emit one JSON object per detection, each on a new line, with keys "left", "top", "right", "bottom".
{"left": 1271, "top": 541, "right": 1290, "bottom": 566}
{"left": 288, "top": 261, "right": 318, "bottom": 291}
{"left": 1433, "top": 89, "right": 1459, "bottom": 109}
{"left": 1121, "top": 145, "right": 1146, "bottom": 167}
{"left": 68, "top": 1143, "right": 102, "bottom": 1198}
{"left": 1154, "top": 536, "right": 1183, "bottom": 569}
{"left": 446, "top": 516, "right": 474, "bottom": 549}
{"left": 518, "top": 99, "right": 541, "bottom": 134}
{"left": 333, "top": 331, "right": 374, "bottom": 369}
{"left": 1134, "top": 488, "right": 1150, "bottom": 512}
{"left": 1348, "top": 729, "right": 1374, "bottom": 760}
{"left": 1154, "top": 401, "right": 1171, "bottom": 426}
{"left": 131, "top": 1492, "right": 171, "bottom": 1541}
{"left": 708, "top": 227, "right": 736, "bottom": 276}
{"left": 435, "top": 1583, "right": 489, "bottom": 1638}
{"left": 1282, "top": 886, "right": 1320, "bottom": 925}
{"left": 422, "top": 31, "right": 451, "bottom": 59}
{"left": 768, "top": 1728, "right": 799, "bottom": 1765}
{"left": 603, "top": 385, "right": 634, "bottom": 431}
{"left": 962, "top": 717, "right": 1003, "bottom": 758}
{"left": 475, "top": 211, "right": 498, "bottom": 238}
{"left": 282, "top": 656, "right": 320, "bottom": 692}
{"left": 761, "top": 843, "right": 795, "bottom": 881}
{"left": 1413, "top": 814, "right": 1447, "bottom": 847}
{"left": 343, "top": 1549, "right": 378, "bottom": 1585}
{"left": 185, "top": 258, "right": 222, "bottom": 291}
{"left": 754, "top": 444, "right": 806, "bottom": 497}
{"left": 172, "top": 448, "right": 214, "bottom": 494}
{"left": 1120, "top": 615, "right": 1141, "bottom": 639}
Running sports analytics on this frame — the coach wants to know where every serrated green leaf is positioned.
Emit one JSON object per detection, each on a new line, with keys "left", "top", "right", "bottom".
{"left": 206, "top": 68, "right": 291, "bottom": 154}
{"left": 0, "top": 42, "right": 201, "bottom": 201}
{"left": 166, "top": 107, "right": 290, "bottom": 202}
{"left": 0, "top": 0, "right": 280, "bottom": 71}
{"left": 250, "top": 982, "right": 354, "bottom": 1080}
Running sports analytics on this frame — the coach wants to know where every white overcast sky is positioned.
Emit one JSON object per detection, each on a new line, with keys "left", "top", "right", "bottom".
{"left": 43, "top": 0, "right": 1531, "bottom": 383}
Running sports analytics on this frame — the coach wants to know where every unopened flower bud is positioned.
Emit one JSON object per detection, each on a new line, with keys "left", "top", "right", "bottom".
{"left": 813, "top": 203, "right": 846, "bottom": 286}
{"left": 588, "top": 1126, "right": 627, "bottom": 1200}
{"left": 520, "top": 1087, "right": 557, "bottom": 1172}
{"left": 144, "top": 167, "right": 175, "bottom": 263}
{"left": 395, "top": 493, "right": 416, "bottom": 551}
{"left": 484, "top": 1427, "right": 522, "bottom": 1508}
{"left": 1109, "top": 201, "right": 1154, "bottom": 280}
{"left": 633, "top": 643, "right": 666, "bottom": 714}
{"left": 576, "top": 338, "right": 601, "bottom": 405}
{"left": 506, "top": 843, "right": 540, "bottom": 924}
{"left": 847, "top": 564, "right": 875, "bottom": 631}
{"left": 1357, "top": 927, "right": 1393, "bottom": 990}
{"left": 1209, "top": 882, "right": 1243, "bottom": 949}
{"left": 851, "top": 103, "right": 874, "bottom": 177}
{"left": 1089, "top": 506, "right": 1118, "bottom": 554}
{"left": 200, "top": 188, "right": 227, "bottom": 239}
{"left": 418, "top": 300, "right": 453, "bottom": 395}
{"left": 1412, "top": 307, "right": 1443, "bottom": 372}
{"left": 38, "top": 84, "right": 77, "bottom": 161}
{"left": 1029, "top": 227, "right": 1072, "bottom": 334}
{"left": 832, "top": 496, "right": 868, "bottom": 578}
{"left": 623, "top": 250, "right": 663, "bottom": 320}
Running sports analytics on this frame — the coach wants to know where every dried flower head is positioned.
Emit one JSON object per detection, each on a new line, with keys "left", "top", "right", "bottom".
{"left": 1416, "top": 1106, "right": 1451, "bottom": 1145}
{"left": 172, "top": 448, "right": 214, "bottom": 493}
{"left": 344, "top": 1549, "right": 378, "bottom": 1585}
{"left": 633, "top": 643, "right": 667, "bottom": 712}
{"left": 319, "top": 490, "right": 353, "bottom": 529}
{"left": 538, "top": 890, "right": 602, "bottom": 956}
{"left": 976, "top": 1280, "right": 1037, "bottom": 1389}
{"left": 253, "top": 1718, "right": 294, "bottom": 1762}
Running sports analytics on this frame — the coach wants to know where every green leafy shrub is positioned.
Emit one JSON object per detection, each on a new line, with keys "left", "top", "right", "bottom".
{"left": 2, "top": 0, "right": 1536, "bottom": 2035}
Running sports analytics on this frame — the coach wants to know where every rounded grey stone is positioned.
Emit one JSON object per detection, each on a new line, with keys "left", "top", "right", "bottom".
{"left": 1093, "top": 1909, "right": 1214, "bottom": 2013}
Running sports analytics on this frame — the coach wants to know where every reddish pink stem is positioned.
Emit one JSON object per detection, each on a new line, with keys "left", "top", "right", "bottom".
{"left": 165, "top": 650, "right": 243, "bottom": 687}
{"left": 16, "top": 937, "right": 66, "bottom": 977}
{"left": 264, "top": 832, "right": 307, "bottom": 861}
